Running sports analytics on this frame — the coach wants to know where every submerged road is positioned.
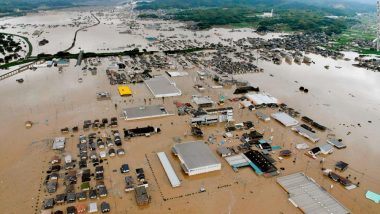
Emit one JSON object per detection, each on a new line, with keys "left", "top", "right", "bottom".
{"left": 63, "top": 12, "right": 100, "bottom": 53}
{"left": 0, "top": 12, "right": 100, "bottom": 81}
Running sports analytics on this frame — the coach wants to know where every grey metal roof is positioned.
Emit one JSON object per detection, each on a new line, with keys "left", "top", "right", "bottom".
{"left": 173, "top": 141, "right": 221, "bottom": 170}
{"left": 52, "top": 137, "right": 65, "bottom": 150}
{"left": 217, "top": 147, "right": 232, "bottom": 155}
{"left": 192, "top": 96, "right": 214, "bottom": 105}
{"left": 123, "top": 105, "right": 171, "bottom": 120}
{"left": 145, "top": 75, "right": 182, "bottom": 97}
{"left": 256, "top": 111, "right": 270, "bottom": 120}
{"left": 277, "top": 172, "right": 350, "bottom": 214}
{"left": 327, "top": 139, "right": 346, "bottom": 149}
{"left": 292, "top": 125, "right": 320, "bottom": 143}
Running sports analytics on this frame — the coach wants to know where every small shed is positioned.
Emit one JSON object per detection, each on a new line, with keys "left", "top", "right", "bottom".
{"left": 64, "top": 155, "right": 72, "bottom": 164}
{"left": 327, "top": 138, "right": 346, "bottom": 149}
{"left": 52, "top": 137, "right": 65, "bottom": 150}
{"left": 217, "top": 147, "right": 232, "bottom": 157}
{"left": 319, "top": 144, "right": 334, "bottom": 155}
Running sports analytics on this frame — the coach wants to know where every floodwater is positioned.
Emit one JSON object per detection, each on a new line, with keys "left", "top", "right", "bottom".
{"left": 0, "top": 4, "right": 380, "bottom": 214}
{"left": 236, "top": 52, "right": 380, "bottom": 179}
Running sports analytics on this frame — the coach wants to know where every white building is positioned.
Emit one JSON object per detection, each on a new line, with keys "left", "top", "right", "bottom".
{"left": 52, "top": 137, "right": 65, "bottom": 150}
{"left": 157, "top": 152, "right": 181, "bottom": 187}
{"left": 259, "top": 9, "right": 274, "bottom": 18}
{"left": 144, "top": 75, "right": 182, "bottom": 98}
{"left": 172, "top": 142, "right": 221, "bottom": 176}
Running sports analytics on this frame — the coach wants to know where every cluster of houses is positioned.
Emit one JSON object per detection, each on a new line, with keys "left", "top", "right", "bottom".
{"left": 43, "top": 129, "right": 129, "bottom": 213}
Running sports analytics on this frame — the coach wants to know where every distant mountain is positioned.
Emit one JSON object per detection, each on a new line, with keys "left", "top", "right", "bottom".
{"left": 136, "top": 0, "right": 375, "bottom": 15}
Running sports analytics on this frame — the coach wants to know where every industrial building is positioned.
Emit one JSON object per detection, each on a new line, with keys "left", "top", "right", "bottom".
{"left": 277, "top": 172, "right": 350, "bottom": 214}
{"left": 123, "top": 105, "right": 172, "bottom": 120}
{"left": 271, "top": 112, "right": 299, "bottom": 127}
{"left": 246, "top": 93, "right": 278, "bottom": 106}
{"left": 291, "top": 125, "right": 320, "bottom": 143}
{"left": 191, "top": 107, "right": 233, "bottom": 125}
{"left": 192, "top": 95, "right": 214, "bottom": 108}
{"left": 157, "top": 152, "right": 181, "bottom": 187}
{"left": 172, "top": 141, "right": 221, "bottom": 176}
{"left": 144, "top": 75, "right": 182, "bottom": 98}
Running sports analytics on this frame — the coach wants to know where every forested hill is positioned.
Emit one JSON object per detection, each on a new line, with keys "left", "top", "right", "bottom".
{"left": 136, "top": 0, "right": 375, "bottom": 15}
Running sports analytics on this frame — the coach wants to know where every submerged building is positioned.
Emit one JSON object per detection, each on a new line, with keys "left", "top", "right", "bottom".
{"left": 172, "top": 141, "right": 221, "bottom": 176}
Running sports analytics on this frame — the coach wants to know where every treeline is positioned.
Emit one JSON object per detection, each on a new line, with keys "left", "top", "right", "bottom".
{"left": 0, "top": 34, "right": 23, "bottom": 64}
{"left": 136, "top": 0, "right": 374, "bottom": 16}
{"left": 171, "top": 8, "right": 357, "bottom": 34}
{"left": 172, "top": 8, "right": 259, "bottom": 29}
{"left": 137, "top": 13, "right": 160, "bottom": 19}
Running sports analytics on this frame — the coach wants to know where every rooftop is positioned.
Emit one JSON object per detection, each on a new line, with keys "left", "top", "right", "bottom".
{"left": 157, "top": 152, "right": 181, "bottom": 188}
{"left": 246, "top": 93, "right": 278, "bottom": 105}
{"left": 292, "top": 125, "right": 320, "bottom": 143}
{"left": 123, "top": 105, "right": 171, "bottom": 120}
{"left": 192, "top": 95, "right": 214, "bottom": 106}
{"left": 173, "top": 141, "right": 221, "bottom": 171}
{"left": 144, "top": 75, "right": 182, "bottom": 98}
{"left": 272, "top": 112, "right": 299, "bottom": 127}
{"left": 277, "top": 172, "right": 350, "bottom": 214}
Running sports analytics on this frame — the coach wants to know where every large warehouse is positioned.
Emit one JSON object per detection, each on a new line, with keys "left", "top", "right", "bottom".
{"left": 172, "top": 141, "right": 221, "bottom": 176}
{"left": 144, "top": 75, "right": 182, "bottom": 98}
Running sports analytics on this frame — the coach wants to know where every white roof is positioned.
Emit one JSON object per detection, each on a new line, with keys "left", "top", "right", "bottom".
{"left": 296, "top": 143, "right": 310, "bottom": 150}
{"left": 166, "top": 71, "right": 188, "bottom": 77}
{"left": 145, "top": 75, "right": 182, "bottom": 98}
{"left": 240, "top": 100, "right": 252, "bottom": 108}
{"left": 157, "top": 152, "right": 181, "bottom": 188}
{"left": 272, "top": 112, "right": 298, "bottom": 127}
{"left": 64, "top": 155, "right": 72, "bottom": 163}
{"left": 246, "top": 93, "right": 278, "bottom": 105}
{"left": 52, "top": 137, "right": 65, "bottom": 150}
{"left": 99, "top": 151, "right": 106, "bottom": 157}
{"left": 88, "top": 202, "right": 98, "bottom": 213}
{"left": 192, "top": 95, "right": 214, "bottom": 105}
